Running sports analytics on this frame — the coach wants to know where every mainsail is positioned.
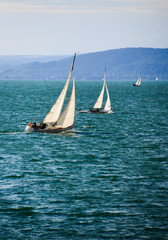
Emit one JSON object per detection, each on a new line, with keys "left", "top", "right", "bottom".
{"left": 93, "top": 74, "right": 106, "bottom": 109}
{"left": 136, "top": 76, "right": 141, "bottom": 86}
{"left": 54, "top": 75, "right": 75, "bottom": 129}
{"left": 43, "top": 54, "right": 76, "bottom": 124}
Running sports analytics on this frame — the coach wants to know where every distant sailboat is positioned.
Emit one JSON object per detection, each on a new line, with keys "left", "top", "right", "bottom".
{"left": 25, "top": 53, "right": 76, "bottom": 133}
{"left": 79, "top": 69, "right": 114, "bottom": 114}
{"left": 156, "top": 77, "right": 158, "bottom": 81}
{"left": 133, "top": 75, "right": 141, "bottom": 87}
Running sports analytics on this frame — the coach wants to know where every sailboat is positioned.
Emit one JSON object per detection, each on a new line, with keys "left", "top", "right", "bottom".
{"left": 79, "top": 70, "right": 114, "bottom": 114}
{"left": 156, "top": 77, "right": 158, "bottom": 81}
{"left": 25, "top": 53, "right": 76, "bottom": 133}
{"left": 133, "top": 75, "right": 141, "bottom": 87}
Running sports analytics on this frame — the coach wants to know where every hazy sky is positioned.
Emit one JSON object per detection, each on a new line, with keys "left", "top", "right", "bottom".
{"left": 0, "top": 0, "right": 168, "bottom": 55}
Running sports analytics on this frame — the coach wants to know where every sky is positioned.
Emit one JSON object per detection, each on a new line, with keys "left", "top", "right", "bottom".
{"left": 0, "top": 0, "right": 168, "bottom": 55}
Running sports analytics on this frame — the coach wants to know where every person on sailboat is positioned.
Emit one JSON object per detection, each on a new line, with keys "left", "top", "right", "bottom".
{"left": 41, "top": 123, "right": 47, "bottom": 129}
{"left": 32, "top": 121, "right": 37, "bottom": 129}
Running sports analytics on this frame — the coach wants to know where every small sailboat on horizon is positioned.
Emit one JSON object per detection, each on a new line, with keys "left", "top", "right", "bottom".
{"left": 25, "top": 53, "right": 76, "bottom": 133}
{"left": 79, "top": 69, "right": 114, "bottom": 114}
{"left": 133, "top": 75, "right": 141, "bottom": 87}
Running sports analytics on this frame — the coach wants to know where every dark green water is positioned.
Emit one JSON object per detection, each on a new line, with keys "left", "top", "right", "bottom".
{"left": 0, "top": 80, "right": 168, "bottom": 240}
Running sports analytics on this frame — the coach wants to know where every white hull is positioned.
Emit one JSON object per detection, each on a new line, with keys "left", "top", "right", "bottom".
{"left": 25, "top": 124, "right": 73, "bottom": 133}
{"left": 79, "top": 109, "right": 114, "bottom": 114}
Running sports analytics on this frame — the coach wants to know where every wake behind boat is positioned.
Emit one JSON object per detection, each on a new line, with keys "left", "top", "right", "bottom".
{"left": 79, "top": 69, "right": 114, "bottom": 114}
{"left": 133, "top": 75, "right": 141, "bottom": 87}
{"left": 25, "top": 53, "right": 76, "bottom": 133}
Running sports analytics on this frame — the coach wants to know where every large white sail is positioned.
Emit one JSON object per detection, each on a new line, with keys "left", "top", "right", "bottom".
{"left": 43, "top": 54, "right": 76, "bottom": 124}
{"left": 54, "top": 75, "right": 75, "bottom": 128}
{"left": 104, "top": 83, "right": 111, "bottom": 111}
{"left": 93, "top": 77, "right": 105, "bottom": 109}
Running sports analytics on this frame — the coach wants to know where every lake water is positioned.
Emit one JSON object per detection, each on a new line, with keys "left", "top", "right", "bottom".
{"left": 0, "top": 80, "right": 168, "bottom": 239}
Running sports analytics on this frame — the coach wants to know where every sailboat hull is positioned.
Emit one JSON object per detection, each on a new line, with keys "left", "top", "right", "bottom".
{"left": 25, "top": 125, "right": 74, "bottom": 133}
{"left": 133, "top": 84, "right": 140, "bottom": 87}
{"left": 79, "top": 109, "right": 114, "bottom": 114}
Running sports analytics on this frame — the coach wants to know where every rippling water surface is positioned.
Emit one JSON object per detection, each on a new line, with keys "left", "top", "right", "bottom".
{"left": 0, "top": 80, "right": 168, "bottom": 239}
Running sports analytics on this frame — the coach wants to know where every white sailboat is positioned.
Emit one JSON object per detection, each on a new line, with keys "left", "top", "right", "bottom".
{"left": 133, "top": 75, "right": 141, "bottom": 87}
{"left": 79, "top": 70, "right": 114, "bottom": 114}
{"left": 156, "top": 77, "right": 158, "bottom": 81}
{"left": 25, "top": 53, "right": 76, "bottom": 133}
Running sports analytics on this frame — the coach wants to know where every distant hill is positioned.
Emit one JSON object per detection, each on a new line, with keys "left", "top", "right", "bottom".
{"left": 0, "top": 48, "right": 168, "bottom": 80}
{"left": 0, "top": 55, "right": 69, "bottom": 71}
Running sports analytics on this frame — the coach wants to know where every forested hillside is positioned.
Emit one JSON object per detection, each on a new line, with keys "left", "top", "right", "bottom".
{"left": 0, "top": 48, "right": 167, "bottom": 80}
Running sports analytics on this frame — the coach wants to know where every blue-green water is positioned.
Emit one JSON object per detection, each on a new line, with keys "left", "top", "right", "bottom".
{"left": 0, "top": 80, "right": 168, "bottom": 240}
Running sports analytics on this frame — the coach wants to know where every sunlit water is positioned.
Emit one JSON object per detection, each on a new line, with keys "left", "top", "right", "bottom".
{"left": 0, "top": 80, "right": 168, "bottom": 239}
